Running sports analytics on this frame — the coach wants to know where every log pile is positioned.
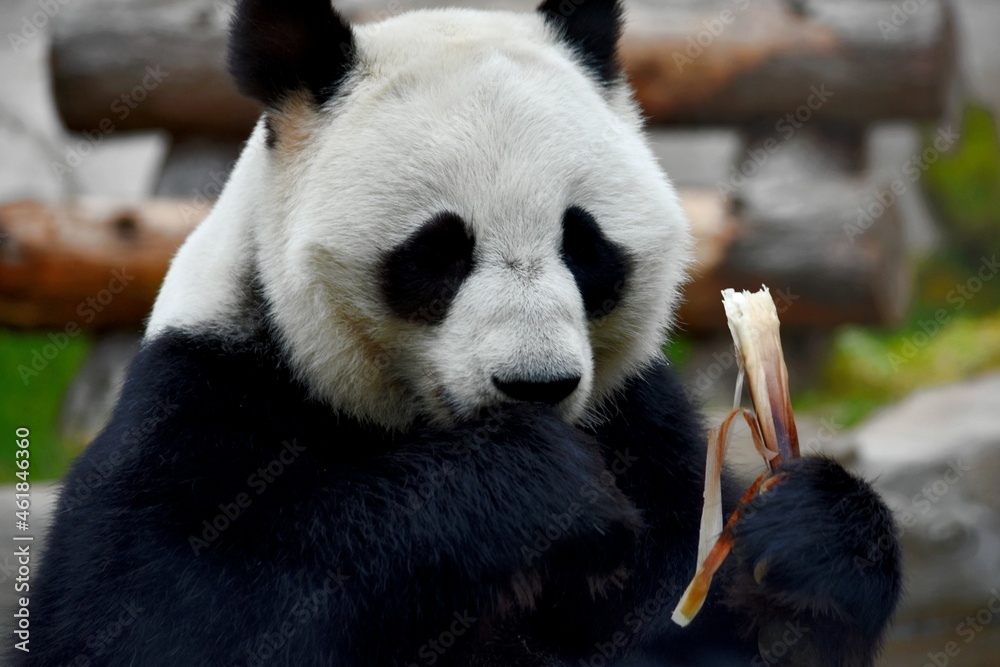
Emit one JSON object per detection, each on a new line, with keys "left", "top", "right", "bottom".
{"left": 50, "top": 0, "right": 954, "bottom": 135}
{"left": 0, "top": 0, "right": 956, "bottom": 332}
{"left": 0, "top": 188, "right": 905, "bottom": 331}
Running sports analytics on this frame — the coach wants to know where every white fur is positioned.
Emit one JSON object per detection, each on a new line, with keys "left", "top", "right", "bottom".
{"left": 148, "top": 7, "right": 692, "bottom": 430}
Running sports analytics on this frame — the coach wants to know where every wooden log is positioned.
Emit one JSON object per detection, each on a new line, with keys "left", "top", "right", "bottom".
{"left": 622, "top": 0, "right": 956, "bottom": 125}
{"left": 678, "top": 123, "right": 912, "bottom": 332}
{"left": 0, "top": 190, "right": 906, "bottom": 332}
{"left": 0, "top": 199, "right": 207, "bottom": 330}
{"left": 50, "top": 0, "right": 955, "bottom": 136}
{"left": 678, "top": 185, "right": 909, "bottom": 333}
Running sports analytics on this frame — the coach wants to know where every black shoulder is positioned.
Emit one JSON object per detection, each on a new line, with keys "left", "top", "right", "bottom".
{"left": 71, "top": 326, "right": 393, "bottom": 483}
{"left": 23, "top": 328, "right": 394, "bottom": 665}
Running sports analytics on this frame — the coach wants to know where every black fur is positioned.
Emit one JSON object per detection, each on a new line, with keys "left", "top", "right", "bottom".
{"left": 381, "top": 212, "right": 476, "bottom": 325}
{"left": 561, "top": 206, "right": 631, "bottom": 319}
{"left": 727, "top": 457, "right": 903, "bottom": 666}
{"left": 19, "top": 324, "right": 639, "bottom": 666}
{"left": 492, "top": 375, "right": 582, "bottom": 404}
{"left": 18, "top": 323, "right": 901, "bottom": 666}
{"left": 538, "top": 0, "right": 625, "bottom": 87}
{"left": 228, "top": 0, "right": 355, "bottom": 108}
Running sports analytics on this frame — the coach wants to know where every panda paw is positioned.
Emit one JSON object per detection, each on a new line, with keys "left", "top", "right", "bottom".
{"left": 726, "top": 458, "right": 902, "bottom": 666}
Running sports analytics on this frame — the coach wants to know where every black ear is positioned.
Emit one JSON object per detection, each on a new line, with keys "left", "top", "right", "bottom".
{"left": 537, "top": 0, "right": 624, "bottom": 87}
{"left": 228, "top": 0, "right": 355, "bottom": 108}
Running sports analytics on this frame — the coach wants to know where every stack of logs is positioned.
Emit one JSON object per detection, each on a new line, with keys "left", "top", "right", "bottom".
{"left": 0, "top": 0, "right": 956, "bottom": 333}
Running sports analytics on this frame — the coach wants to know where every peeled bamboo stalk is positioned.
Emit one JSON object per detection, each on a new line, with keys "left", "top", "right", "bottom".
{"left": 722, "top": 287, "right": 800, "bottom": 464}
{"left": 671, "top": 286, "right": 801, "bottom": 627}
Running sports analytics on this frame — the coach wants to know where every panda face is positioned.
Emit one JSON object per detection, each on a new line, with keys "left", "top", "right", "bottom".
{"left": 380, "top": 204, "right": 593, "bottom": 422}
{"left": 380, "top": 204, "right": 631, "bottom": 422}
{"left": 149, "top": 3, "right": 692, "bottom": 430}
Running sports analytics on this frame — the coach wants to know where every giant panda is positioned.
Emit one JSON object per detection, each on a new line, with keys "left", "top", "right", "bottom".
{"left": 21, "top": 1, "right": 902, "bottom": 665}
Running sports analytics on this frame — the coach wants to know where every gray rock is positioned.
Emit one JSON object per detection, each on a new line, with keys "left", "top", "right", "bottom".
{"left": 836, "top": 374, "right": 1000, "bottom": 666}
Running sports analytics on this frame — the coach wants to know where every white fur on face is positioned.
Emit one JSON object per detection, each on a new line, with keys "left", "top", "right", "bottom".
{"left": 148, "top": 8, "right": 692, "bottom": 430}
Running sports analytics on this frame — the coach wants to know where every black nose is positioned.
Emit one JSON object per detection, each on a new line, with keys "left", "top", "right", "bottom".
{"left": 492, "top": 375, "right": 581, "bottom": 405}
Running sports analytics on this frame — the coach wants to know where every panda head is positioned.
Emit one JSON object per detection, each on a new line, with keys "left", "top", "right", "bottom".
{"left": 150, "top": 0, "right": 692, "bottom": 430}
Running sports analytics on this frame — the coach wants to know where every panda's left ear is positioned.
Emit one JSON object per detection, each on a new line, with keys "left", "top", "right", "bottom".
{"left": 228, "top": 0, "right": 355, "bottom": 109}
{"left": 537, "top": 0, "right": 624, "bottom": 87}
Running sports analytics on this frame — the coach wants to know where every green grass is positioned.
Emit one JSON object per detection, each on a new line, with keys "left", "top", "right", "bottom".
{"left": 0, "top": 329, "right": 92, "bottom": 481}
{"left": 801, "top": 310, "right": 1000, "bottom": 427}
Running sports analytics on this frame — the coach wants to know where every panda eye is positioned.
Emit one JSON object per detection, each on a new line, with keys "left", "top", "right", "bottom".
{"left": 381, "top": 212, "right": 476, "bottom": 325}
{"left": 560, "top": 206, "right": 630, "bottom": 319}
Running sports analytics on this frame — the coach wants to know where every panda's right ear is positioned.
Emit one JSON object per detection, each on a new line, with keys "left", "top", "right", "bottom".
{"left": 228, "top": 0, "right": 355, "bottom": 109}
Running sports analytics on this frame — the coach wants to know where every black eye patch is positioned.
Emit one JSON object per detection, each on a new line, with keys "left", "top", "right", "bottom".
{"left": 560, "top": 206, "right": 630, "bottom": 320}
{"left": 381, "top": 212, "right": 475, "bottom": 325}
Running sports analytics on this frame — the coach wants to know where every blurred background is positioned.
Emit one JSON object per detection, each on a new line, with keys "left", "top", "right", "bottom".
{"left": 0, "top": 0, "right": 998, "bottom": 664}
